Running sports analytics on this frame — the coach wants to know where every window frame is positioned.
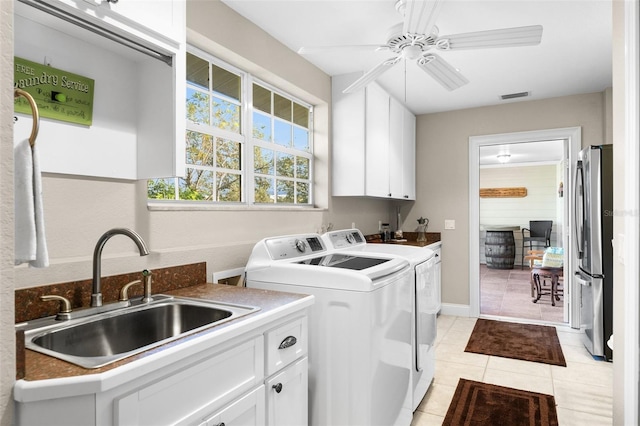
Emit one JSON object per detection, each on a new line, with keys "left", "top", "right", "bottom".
{"left": 148, "top": 45, "right": 314, "bottom": 208}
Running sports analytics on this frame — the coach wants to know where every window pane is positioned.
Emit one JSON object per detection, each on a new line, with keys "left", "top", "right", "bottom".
{"left": 274, "top": 93, "right": 291, "bottom": 121}
{"left": 186, "top": 88, "right": 210, "bottom": 125}
{"left": 293, "top": 127, "right": 309, "bottom": 151}
{"left": 186, "top": 53, "right": 209, "bottom": 90}
{"left": 253, "top": 84, "right": 271, "bottom": 114}
{"left": 296, "top": 182, "right": 309, "bottom": 204}
{"left": 276, "top": 152, "right": 294, "bottom": 178}
{"left": 253, "top": 111, "right": 272, "bottom": 142}
{"left": 148, "top": 178, "right": 176, "bottom": 199}
{"left": 180, "top": 169, "right": 213, "bottom": 200}
{"left": 212, "top": 97, "right": 240, "bottom": 133}
{"left": 296, "top": 157, "right": 309, "bottom": 179}
{"left": 212, "top": 64, "right": 240, "bottom": 101}
{"left": 274, "top": 120, "right": 292, "bottom": 147}
{"left": 276, "top": 179, "right": 294, "bottom": 203}
{"left": 255, "top": 177, "right": 274, "bottom": 203}
{"left": 254, "top": 147, "right": 274, "bottom": 175}
{"left": 216, "top": 138, "right": 241, "bottom": 170}
{"left": 216, "top": 172, "right": 241, "bottom": 201}
{"left": 186, "top": 131, "right": 213, "bottom": 166}
{"left": 293, "top": 103, "right": 308, "bottom": 127}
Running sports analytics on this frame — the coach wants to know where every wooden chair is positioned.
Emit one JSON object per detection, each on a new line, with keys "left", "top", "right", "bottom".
{"left": 523, "top": 250, "right": 545, "bottom": 296}
{"left": 531, "top": 266, "right": 563, "bottom": 306}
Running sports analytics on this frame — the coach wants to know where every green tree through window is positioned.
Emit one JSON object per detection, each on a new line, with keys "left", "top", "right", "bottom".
{"left": 148, "top": 48, "right": 312, "bottom": 206}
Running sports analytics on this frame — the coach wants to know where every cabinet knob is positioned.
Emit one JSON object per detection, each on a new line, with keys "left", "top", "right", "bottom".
{"left": 404, "top": 195, "right": 409, "bottom": 198}
{"left": 272, "top": 383, "right": 283, "bottom": 393}
{"left": 388, "top": 193, "right": 392, "bottom": 197}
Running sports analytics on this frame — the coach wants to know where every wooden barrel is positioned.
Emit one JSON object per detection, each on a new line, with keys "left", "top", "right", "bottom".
{"left": 485, "top": 230, "right": 516, "bottom": 269}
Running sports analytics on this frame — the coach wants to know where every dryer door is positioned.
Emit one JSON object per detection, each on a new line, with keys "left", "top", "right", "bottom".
{"left": 415, "top": 256, "right": 437, "bottom": 372}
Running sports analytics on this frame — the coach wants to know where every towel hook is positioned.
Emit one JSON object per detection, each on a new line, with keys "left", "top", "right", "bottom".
{"left": 14, "top": 88, "right": 39, "bottom": 147}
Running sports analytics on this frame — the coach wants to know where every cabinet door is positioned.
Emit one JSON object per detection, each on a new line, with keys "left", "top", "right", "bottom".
{"left": 389, "top": 98, "right": 404, "bottom": 199}
{"left": 115, "top": 337, "right": 264, "bottom": 425}
{"left": 200, "top": 386, "right": 265, "bottom": 426}
{"left": 365, "top": 84, "right": 390, "bottom": 197}
{"left": 402, "top": 109, "right": 416, "bottom": 200}
{"left": 265, "top": 357, "right": 308, "bottom": 426}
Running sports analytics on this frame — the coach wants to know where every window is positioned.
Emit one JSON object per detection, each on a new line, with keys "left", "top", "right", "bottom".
{"left": 148, "top": 48, "right": 313, "bottom": 206}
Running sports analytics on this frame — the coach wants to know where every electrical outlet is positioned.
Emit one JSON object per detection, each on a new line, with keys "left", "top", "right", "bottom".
{"left": 445, "top": 220, "right": 456, "bottom": 230}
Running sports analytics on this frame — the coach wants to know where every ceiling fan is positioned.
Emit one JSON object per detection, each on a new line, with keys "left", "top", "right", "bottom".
{"left": 298, "top": 0, "right": 543, "bottom": 94}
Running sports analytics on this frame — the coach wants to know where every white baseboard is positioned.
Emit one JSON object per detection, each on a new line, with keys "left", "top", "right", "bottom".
{"left": 440, "top": 303, "right": 474, "bottom": 318}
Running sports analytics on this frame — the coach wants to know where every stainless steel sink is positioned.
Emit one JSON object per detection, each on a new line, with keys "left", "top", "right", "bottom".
{"left": 20, "top": 296, "right": 259, "bottom": 369}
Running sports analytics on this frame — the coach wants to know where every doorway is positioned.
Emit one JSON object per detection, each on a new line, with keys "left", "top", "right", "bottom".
{"left": 468, "top": 127, "right": 581, "bottom": 329}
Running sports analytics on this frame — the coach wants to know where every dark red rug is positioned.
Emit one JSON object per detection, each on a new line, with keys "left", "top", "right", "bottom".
{"left": 443, "top": 379, "right": 559, "bottom": 426}
{"left": 465, "top": 319, "right": 566, "bottom": 366}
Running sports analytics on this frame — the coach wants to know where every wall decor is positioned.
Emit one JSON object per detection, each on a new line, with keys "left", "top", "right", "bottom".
{"left": 14, "top": 57, "right": 94, "bottom": 126}
{"left": 479, "top": 187, "right": 527, "bottom": 198}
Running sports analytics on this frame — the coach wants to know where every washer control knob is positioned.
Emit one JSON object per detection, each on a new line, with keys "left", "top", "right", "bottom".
{"left": 294, "top": 239, "right": 306, "bottom": 253}
{"left": 346, "top": 233, "right": 355, "bottom": 244}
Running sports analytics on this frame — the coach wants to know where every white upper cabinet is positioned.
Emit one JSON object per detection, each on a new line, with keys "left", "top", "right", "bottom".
{"left": 13, "top": 0, "right": 185, "bottom": 180}
{"left": 332, "top": 73, "right": 416, "bottom": 200}
{"left": 35, "top": 0, "right": 185, "bottom": 45}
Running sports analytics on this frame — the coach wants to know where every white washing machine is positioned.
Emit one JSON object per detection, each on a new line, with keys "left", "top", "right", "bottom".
{"left": 245, "top": 233, "right": 413, "bottom": 426}
{"left": 322, "top": 229, "right": 437, "bottom": 411}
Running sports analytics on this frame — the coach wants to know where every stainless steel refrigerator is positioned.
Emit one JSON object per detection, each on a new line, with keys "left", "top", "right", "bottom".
{"left": 574, "top": 144, "right": 613, "bottom": 361}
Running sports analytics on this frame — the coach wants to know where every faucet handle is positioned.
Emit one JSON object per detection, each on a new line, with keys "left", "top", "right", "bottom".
{"left": 41, "top": 295, "right": 72, "bottom": 321}
{"left": 119, "top": 280, "right": 142, "bottom": 302}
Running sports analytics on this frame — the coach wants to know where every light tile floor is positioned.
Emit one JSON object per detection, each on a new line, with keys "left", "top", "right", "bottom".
{"left": 480, "top": 264, "right": 565, "bottom": 323}
{"left": 411, "top": 315, "right": 613, "bottom": 426}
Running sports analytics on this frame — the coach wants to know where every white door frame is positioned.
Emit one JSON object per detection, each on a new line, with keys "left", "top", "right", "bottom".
{"left": 468, "top": 127, "right": 581, "bottom": 328}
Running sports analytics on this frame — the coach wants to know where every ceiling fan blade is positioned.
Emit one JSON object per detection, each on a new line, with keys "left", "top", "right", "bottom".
{"left": 416, "top": 53, "right": 469, "bottom": 91}
{"left": 343, "top": 57, "right": 402, "bottom": 93}
{"left": 436, "top": 25, "right": 543, "bottom": 50}
{"left": 298, "top": 45, "right": 390, "bottom": 55}
{"left": 402, "top": 0, "right": 445, "bottom": 36}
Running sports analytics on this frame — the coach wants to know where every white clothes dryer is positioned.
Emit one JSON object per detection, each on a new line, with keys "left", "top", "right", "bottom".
{"left": 322, "top": 229, "right": 437, "bottom": 411}
{"left": 245, "top": 233, "right": 413, "bottom": 426}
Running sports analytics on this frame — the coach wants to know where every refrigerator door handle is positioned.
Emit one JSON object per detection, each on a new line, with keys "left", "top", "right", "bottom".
{"left": 574, "top": 160, "right": 585, "bottom": 259}
{"left": 575, "top": 272, "right": 590, "bottom": 287}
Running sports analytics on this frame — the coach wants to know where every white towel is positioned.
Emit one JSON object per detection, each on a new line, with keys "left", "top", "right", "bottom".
{"left": 14, "top": 138, "right": 49, "bottom": 268}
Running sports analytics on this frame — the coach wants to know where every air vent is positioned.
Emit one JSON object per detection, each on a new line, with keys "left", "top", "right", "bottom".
{"left": 500, "top": 91, "right": 530, "bottom": 100}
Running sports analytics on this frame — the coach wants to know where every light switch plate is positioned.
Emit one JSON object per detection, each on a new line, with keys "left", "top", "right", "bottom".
{"left": 445, "top": 220, "right": 455, "bottom": 230}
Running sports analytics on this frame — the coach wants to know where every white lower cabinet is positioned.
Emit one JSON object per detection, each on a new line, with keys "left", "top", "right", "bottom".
{"left": 199, "top": 386, "right": 265, "bottom": 426}
{"left": 114, "top": 336, "right": 264, "bottom": 425}
{"left": 15, "top": 311, "right": 309, "bottom": 426}
{"left": 266, "top": 357, "right": 308, "bottom": 426}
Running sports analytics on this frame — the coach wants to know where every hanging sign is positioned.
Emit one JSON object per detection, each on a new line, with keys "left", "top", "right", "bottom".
{"left": 14, "top": 57, "right": 94, "bottom": 126}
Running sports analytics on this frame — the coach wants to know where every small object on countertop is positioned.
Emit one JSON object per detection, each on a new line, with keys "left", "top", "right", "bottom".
{"left": 381, "top": 223, "right": 391, "bottom": 242}
{"left": 417, "top": 217, "right": 429, "bottom": 244}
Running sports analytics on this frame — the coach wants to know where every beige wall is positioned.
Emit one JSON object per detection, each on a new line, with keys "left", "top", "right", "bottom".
{"left": 410, "top": 92, "right": 606, "bottom": 305}
{"left": 0, "top": 0, "right": 15, "bottom": 423}
{"left": 12, "top": 0, "right": 394, "bottom": 290}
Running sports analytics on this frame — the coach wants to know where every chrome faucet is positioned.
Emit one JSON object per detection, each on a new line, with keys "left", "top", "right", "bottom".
{"left": 91, "top": 228, "right": 150, "bottom": 307}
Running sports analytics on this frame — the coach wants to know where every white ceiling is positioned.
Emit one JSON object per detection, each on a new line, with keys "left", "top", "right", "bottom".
{"left": 221, "top": 0, "right": 612, "bottom": 116}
